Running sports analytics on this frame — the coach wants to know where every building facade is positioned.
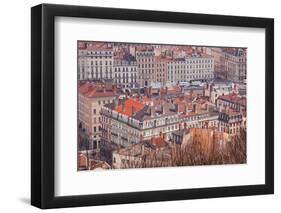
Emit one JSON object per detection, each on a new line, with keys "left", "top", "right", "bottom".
{"left": 216, "top": 93, "right": 247, "bottom": 135}
{"left": 113, "top": 56, "right": 138, "bottom": 89}
{"left": 154, "top": 56, "right": 168, "bottom": 86}
{"left": 79, "top": 82, "right": 117, "bottom": 150}
{"left": 167, "top": 56, "right": 215, "bottom": 84}
{"left": 101, "top": 97, "right": 220, "bottom": 148}
{"left": 136, "top": 48, "right": 155, "bottom": 87}
{"left": 224, "top": 54, "right": 247, "bottom": 83}
{"left": 78, "top": 42, "right": 114, "bottom": 80}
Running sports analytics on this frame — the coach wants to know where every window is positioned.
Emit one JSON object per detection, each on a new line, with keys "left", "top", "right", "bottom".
{"left": 93, "top": 141, "right": 97, "bottom": 149}
{"left": 93, "top": 109, "right": 96, "bottom": 114}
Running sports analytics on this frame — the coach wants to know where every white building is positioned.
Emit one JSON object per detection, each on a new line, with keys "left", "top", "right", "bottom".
{"left": 167, "top": 56, "right": 214, "bottom": 84}
{"left": 101, "top": 98, "right": 220, "bottom": 147}
{"left": 113, "top": 56, "right": 138, "bottom": 89}
{"left": 78, "top": 44, "right": 114, "bottom": 80}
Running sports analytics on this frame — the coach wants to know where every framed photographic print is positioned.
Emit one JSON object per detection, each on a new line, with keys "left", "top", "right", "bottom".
{"left": 31, "top": 3, "right": 274, "bottom": 209}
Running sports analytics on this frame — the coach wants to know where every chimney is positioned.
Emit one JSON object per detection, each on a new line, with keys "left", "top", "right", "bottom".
{"left": 175, "top": 103, "right": 179, "bottom": 112}
{"left": 144, "top": 87, "right": 148, "bottom": 97}
{"left": 88, "top": 84, "right": 93, "bottom": 93}
{"left": 192, "top": 103, "right": 197, "bottom": 113}
{"left": 132, "top": 106, "right": 136, "bottom": 116}
{"left": 160, "top": 132, "right": 164, "bottom": 139}
{"left": 161, "top": 105, "right": 164, "bottom": 114}
{"left": 219, "top": 103, "right": 223, "bottom": 112}
{"left": 185, "top": 105, "right": 189, "bottom": 114}
{"left": 112, "top": 84, "right": 117, "bottom": 94}
{"left": 205, "top": 103, "right": 208, "bottom": 111}
{"left": 121, "top": 100, "right": 125, "bottom": 112}
{"left": 226, "top": 105, "right": 230, "bottom": 113}
{"left": 113, "top": 97, "right": 118, "bottom": 108}
{"left": 141, "top": 143, "right": 146, "bottom": 155}
{"left": 148, "top": 106, "right": 152, "bottom": 115}
{"left": 190, "top": 90, "right": 195, "bottom": 98}
{"left": 150, "top": 106, "right": 155, "bottom": 117}
{"left": 239, "top": 106, "right": 244, "bottom": 114}
{"left": 149, "top": 87, "right": 152, "bottom": 97}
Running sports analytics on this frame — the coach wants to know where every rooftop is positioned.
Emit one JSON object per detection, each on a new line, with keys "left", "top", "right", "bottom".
{"left": 79, "top": 82, "right": 117, "bottom": 98}
{"left": 78, "top": 41, "right": 113, "bottom": 51}
{"left": 218, "top": 93, "right": 246, "bottom": 106}
{"left": 115, "top": 98, "right": 145, "bottom": 117}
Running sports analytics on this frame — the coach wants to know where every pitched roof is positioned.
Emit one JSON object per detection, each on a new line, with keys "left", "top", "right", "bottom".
{"left": 218, "top": 93, "right": 246, "bottom": 106}
{"left": 115, "top": 98, "right": 145, "bottom": 117}
{"left": 150, "top": 136, "right": 166, "bottom": 148}
{"left": 79, "top": 83, "right": 116, "bottom": 98}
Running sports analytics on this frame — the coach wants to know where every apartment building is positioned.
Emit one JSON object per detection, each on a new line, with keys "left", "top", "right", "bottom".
{"left": 113, "top": 55, "right": 138, "bottom": 89}
{"left": 167, "top": 56, "right": 214, "bottom": 84}
{"left": 136, "top": 47, "right": 155, "bottom": 87}
{"left": 78, "top": 42, "right": 114, "bottom": 80}
{"left": 100, "top": 96, "right": 220, "bottom": 147}
{"left": 78, "top": 82, "right": 117, "bottom": 150}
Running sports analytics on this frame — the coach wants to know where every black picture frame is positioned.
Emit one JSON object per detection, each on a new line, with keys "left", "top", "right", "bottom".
{"left": 31, "top": 3, "right": 274, "bottom": 209}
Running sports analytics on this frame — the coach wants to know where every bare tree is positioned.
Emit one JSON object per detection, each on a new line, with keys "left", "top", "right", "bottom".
{"left": 118, "top": 128, "right": 246, "bottom": 169}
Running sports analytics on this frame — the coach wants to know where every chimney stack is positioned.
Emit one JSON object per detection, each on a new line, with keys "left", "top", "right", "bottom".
{"left": 192, "top": 103, "right": 197, "bottom": 113}
{"left": 175, "top": 103, "right": 179, "bottom": 112}
{"left": 132, "top": 106, "right": 136, "bottom": 116}
{"left": 161, "top": 105, "right": 164, "bottom": 114}
{"left": 141, "top": 144, "right": 145, "bottom": 155}
{"left": 185, "top": 106, "right": 188, "bottom": 114}
{"left": 113, "top": 97, "right": 118, "bottom": 108}
{"left": 226, "top": 105, "right": 230, "bottom": 113}
{"left": 112, "top": 84, "right": 117, "bottom": 93}
{"left": 121, "top": 100, "right": 125, "bottom": 112}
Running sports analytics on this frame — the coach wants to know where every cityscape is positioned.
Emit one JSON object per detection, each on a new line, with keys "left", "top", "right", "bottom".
{"left": 77, "top": 41, "right": 247, "bottom": 171}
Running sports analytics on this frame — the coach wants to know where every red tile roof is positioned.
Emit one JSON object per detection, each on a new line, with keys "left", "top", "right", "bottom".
{"left": 150, "top": 136, "right": 166, "bottom": 148}
{"left": 79, "top": 83, "right": 116, "bottom": 98}
{"left": 225, "top": 108, "right": 241, "bottom": 116}
{"left": 78, "top": 42, "right": 113, "bottom": 51}
{"left": 136, "top": 46, "right": 154, "bottom": 52}
{"left": 115, "top": 98, "right": 145, "bottom": 117}
{"left": 219, "top": 93, "right": 246, "bottom": 106}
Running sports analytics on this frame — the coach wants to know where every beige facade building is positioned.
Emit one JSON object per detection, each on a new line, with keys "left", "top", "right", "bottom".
{"left": 223, "top": 52, "right": 247, "bottom": 83}
{"left": 207, "top": 47, "right": 247, "bottom": 83}
{"left": 79, "top": 82, "right": 117, "bottom": 150}
{"left": 154, "top": 56, "right": 168, "bottom": 86}
{"left": 136, "top": 48, "right": 155, "bottom": 87}
{"left": 206, "top": 48, "right": 247, "bottom": 83}
{"left": 216, "top": 93, "right": 246, "bottom": 135}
